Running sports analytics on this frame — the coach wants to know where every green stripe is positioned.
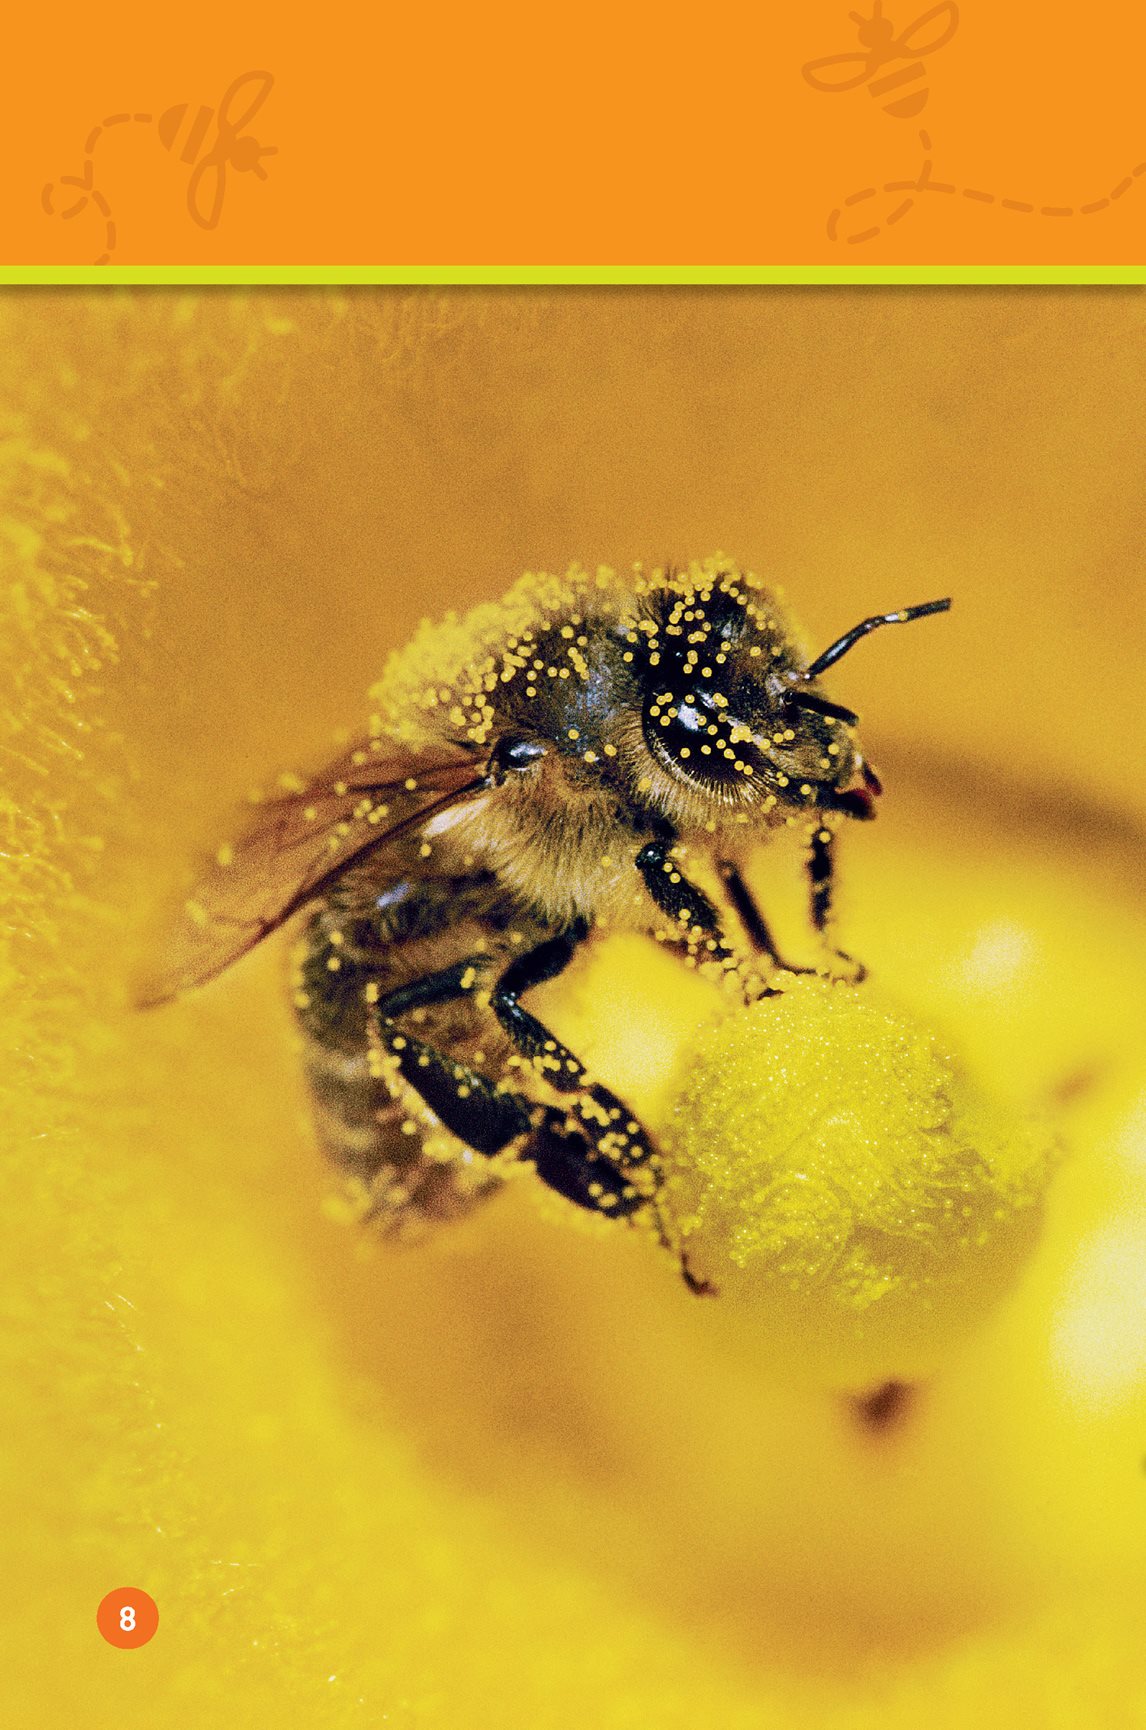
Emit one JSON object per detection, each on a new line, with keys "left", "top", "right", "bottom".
{"left": 0, "top": 265, "right": 1144, "bottom": 286}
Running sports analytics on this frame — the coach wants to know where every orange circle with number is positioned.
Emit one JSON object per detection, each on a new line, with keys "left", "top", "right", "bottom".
{"left": 97, "top": 1587, "right": 159, "bottom": 1649}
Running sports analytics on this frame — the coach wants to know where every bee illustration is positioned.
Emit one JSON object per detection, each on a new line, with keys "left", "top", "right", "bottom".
{"left": 803, "top": 1, "right": 960, "bottom": 120}
{"left": 158, "top": 69, "right": 276, "bottom": 230}
{"left": 142, "top": 560, "right": 950, "bottom": 1293}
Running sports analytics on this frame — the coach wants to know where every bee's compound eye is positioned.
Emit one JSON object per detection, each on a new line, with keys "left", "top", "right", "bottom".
{"left": 490, "top": 735, "right": 546, "bottom": 779}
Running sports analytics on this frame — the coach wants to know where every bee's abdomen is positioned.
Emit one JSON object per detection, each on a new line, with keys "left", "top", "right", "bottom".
{"left": 292, "top": 866, "right": 531, "bottom": 1237}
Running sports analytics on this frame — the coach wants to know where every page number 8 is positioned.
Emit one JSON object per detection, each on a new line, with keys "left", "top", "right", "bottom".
{"left": 97, "top": 1588, "right": 158, "bottom": 1649}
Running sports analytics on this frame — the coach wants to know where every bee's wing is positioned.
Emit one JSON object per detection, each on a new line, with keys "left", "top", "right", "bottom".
{"left": 139, "top": 739, "right": 487, "bottom": 1005}
{"left": 895, "top": 2, "right": 960, "bottom": 56}
{"left": 186, "top": 156, "right": 227, "bottom": 230}
{"left": 218, "top": 69, "right": 274, "bottom": 132}
{"left": 801, "top": 51, "right": 875, "bottom": 92}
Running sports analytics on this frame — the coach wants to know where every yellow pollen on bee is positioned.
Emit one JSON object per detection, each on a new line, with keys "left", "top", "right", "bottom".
{"left": 603, "top": 742, "right": 618, "bottom": 757}
{"left": 526, "top": 685, "right": 538, "bottom": 697}
{"left": 460, "top": 966, "right": 477, "bottom": 990}
{"left": 326, "top": 956, "right": 342, "bottom": 972}
{"left": 278, "top": 770, "right": 306, "bottom": 793}
{"left": 679, "top": 747, "right": 691, "bottom": 758}
{"left": 567, "top": 728, "right": 580, "bottom": 740}
{"left": 215, "top": 841, "right": 234, "bottom": 868}
{"left": 364, "top": 982, "right": 380, "bottom": 1003}
{"left": 419, "top": 842, "right": 432, "bottom": 858}
{"left": 638, "top": 775, "right": 652, "bottom": 792}
{"left": 404, "top": 777, "right": 418, "bottom": 791}
{"left": 749, "top": 645, "right": 762, "bottom": 658}
{"left": 303, "top": 805, "right": 317, "bottom": 821}
{"left": 583, "top": 750, "right": 599, "bottom": 763}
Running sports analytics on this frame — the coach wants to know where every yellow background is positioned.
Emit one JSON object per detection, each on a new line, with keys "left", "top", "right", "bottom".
{"left": 5, "top": 289, "right": 1146, "bottom": 1725}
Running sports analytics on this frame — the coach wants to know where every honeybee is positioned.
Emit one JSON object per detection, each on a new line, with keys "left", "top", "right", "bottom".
{"left": 143, "top": 559, "right": 950, "bottom": 1293}
{"left": 803, "top": 1, "right": 960, "bottom": 120}
{"left": 159, "top": 70, "right": 276, "bottom": 231}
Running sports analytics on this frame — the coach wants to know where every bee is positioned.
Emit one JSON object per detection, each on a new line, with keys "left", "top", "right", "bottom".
{"left": 142, "top": 559, "right": 950, "bottom": 1293}
{"left": 803, "top": 1, "right": 960, "bottom": 120}
{"left": 158, "top": 70, "right": 276, "bottom": 231}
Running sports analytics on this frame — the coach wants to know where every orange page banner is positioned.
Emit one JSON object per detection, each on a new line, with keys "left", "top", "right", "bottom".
{"left": 4, "top": 1, "right": 1145, "bottom": 268}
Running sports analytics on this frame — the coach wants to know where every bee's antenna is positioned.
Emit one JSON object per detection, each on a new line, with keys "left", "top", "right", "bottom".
{"left": 804, "top": 596, "right": 951, "bottom": 680}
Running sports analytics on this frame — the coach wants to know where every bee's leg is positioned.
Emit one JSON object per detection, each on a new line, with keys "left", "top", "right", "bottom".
{"left": 489, "top": 925, "right": 715, "bottom": 1295}
{"left": 636, "top": 836, "right": 776, "bottom": 998}
{"left": 376, "top": 958, "right": 535, "bottom": 1155}
{"left": 490, "top": 922, "right": 656, "bottom": 1163}
{"left": 807, "top": 827, "right": 866, "bottom": 982}
{"left": 372, "top": 935, "right": 713, "bottom": 1294}
{"left": 718, "top": 859, "right": 817, "bottom": 976}
{"left": 523, "top": 1107, "right": 713, "bottom": 1295}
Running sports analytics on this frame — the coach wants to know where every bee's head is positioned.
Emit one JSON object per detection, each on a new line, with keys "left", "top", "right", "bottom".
{"left": 625, "top": 567, "right": 949, "bottom": 824}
